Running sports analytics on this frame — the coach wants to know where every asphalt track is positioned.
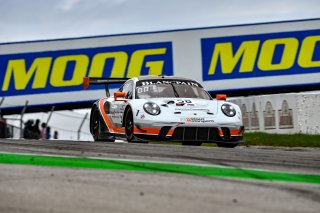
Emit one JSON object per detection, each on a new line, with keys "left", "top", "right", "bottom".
{"left": 0, "top": 139, "right": 320, "bottom": 213}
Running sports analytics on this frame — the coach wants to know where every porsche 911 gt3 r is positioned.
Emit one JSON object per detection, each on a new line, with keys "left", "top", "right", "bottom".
{"left": 84, "top": 76, "right": 244, "bottom": 147}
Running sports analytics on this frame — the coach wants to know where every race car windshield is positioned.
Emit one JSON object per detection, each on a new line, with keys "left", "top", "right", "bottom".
{"left": 135, "top": 80, "right": 212, "bottom": 100}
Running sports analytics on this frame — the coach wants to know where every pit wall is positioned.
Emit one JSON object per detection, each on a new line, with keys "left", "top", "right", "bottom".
{"left": 229, "top": 92, "right": 320, "bottom": 134}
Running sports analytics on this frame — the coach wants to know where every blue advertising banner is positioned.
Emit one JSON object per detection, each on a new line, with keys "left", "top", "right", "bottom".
{"left": 201, "top": 29, "right": 320, "bottom": 81}
{"left": 0, "top": 42, "right": 173, "bottom": 97}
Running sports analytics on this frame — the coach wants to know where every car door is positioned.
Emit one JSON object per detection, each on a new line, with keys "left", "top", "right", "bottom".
{"left": 111, "top": 80, "right": 133, "bottom": 128}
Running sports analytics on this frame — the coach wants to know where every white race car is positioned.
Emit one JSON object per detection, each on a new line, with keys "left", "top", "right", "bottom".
{"left": 84, "top": 76, "right": 244, "bottom": 147}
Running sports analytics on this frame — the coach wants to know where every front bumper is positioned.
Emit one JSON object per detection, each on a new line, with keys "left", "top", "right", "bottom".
{"left": 134, "top": 124, "right": 244, "bottom": 143}
{"left": 132, "top": 108, "right": 244, "bottom": 143}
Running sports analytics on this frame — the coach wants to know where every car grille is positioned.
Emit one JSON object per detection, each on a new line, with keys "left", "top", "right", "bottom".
{"left": 171, "top": 127, "right": 220, "bottom": 141}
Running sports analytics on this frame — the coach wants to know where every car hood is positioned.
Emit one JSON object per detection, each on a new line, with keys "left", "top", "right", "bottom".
{"left": 140, "top": 98, "right": 218, "bottom": 114}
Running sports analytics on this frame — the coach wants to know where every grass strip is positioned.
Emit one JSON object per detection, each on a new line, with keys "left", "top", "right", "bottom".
{"left": 0, "top": 153, "right": 319, "bottom": 185}
{"left": 151, "top": 132, "right": 320, "bottom": 147}
{"left": 242, "top": 132, "right": 320, "bottom": 147}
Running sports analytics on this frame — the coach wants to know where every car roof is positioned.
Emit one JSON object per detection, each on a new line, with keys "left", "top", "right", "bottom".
{"left": 137, "top": 75, "right": 195, "bottom": 81}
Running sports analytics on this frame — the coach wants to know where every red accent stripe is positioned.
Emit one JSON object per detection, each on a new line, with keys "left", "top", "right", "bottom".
{"left": 219, "top": 129, "right": 242, "bottom": 136}
{"left": 167, "top": 129, "right": 174, "bottom": 136}
{"left": 134, "top": 127, "right": 161, "bottom": 135}
{"left": 230, "top": 129, "right": 242, "bottom": 136}
{"left": 133, "top": 127, "right": 175, "bottom": 136}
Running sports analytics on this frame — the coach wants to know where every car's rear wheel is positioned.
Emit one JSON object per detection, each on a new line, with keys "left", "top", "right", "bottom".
{"left": 216, "top": 142, "right": 239, "bottom": 148}
{"left": 124, "top": 108, "right": 135, "bottom": 142}
{"left": 91, "top": 107, "right": 115, "bottom": 142}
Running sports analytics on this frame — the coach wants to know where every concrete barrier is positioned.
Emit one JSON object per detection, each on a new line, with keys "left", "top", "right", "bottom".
{"left": 230, "top": 92, "right": 320, "bottom": 134}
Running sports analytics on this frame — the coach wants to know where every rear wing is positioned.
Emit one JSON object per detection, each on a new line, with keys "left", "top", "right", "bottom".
{"left": 83, "top": 77, "right": 129, "bottom": 97}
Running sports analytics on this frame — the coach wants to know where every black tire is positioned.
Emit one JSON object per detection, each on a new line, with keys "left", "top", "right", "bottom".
{"left": 216, "top": 143, "right": 239, "bottom": 148}
{"left": 124, "top": 108, "right": 135, "bottom": 142}
{"left": 91, "top": 107, "right": 115, "bottom": 142}
{"left": 182, "top": 142, "right": 202, "bottom": 146}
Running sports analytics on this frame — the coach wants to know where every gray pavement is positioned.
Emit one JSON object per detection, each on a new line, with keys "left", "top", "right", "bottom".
{"left": 0, "top": 139, "right": 320, "bottom": 213}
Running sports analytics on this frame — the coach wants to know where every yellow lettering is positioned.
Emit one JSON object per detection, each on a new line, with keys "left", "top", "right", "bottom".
{"left": 50, "top": 55, "right": 89, "bottom": 87}
{"left": 89, "top": 52, "right": 128, "bottom": 78}
{"left": 258, "top": 38, "right": 298, "bottom": 71}
{"left": 208, "top": 41, "right": 260, "bottom": 75}
{"left": 298, "top": 35, "right": 320, "bottom": 68}
{"left": 127, "top": 48, "right": 166, "bottom": 77}
{"left": 2, "top": 58, "right": 52, "bottom": 91}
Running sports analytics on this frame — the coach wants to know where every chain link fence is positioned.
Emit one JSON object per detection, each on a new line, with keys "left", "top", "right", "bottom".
{"left": 1, "top": 100, "right": 93, "bottom": 141}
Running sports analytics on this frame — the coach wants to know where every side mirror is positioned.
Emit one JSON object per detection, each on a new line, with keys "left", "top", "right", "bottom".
{"left": 114, "top": 92, "right": 126, "bottom": 101}
{"left": 83, "top": 77, "right": 90, "bottom": 90}
{"left": 216, "top": 94, "right": 227, "bottom": 101}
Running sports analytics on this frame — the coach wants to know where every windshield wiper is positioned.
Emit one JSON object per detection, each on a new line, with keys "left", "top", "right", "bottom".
{"left": 171, "top": 84, "right": 179, "bottom": 97}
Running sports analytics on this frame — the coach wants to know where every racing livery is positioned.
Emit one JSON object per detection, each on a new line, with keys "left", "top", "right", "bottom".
{"left": 84, "top": 76, "right": 244, "bottom": 147}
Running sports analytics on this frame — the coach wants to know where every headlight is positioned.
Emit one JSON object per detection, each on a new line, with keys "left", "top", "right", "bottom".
{"left": 143, "top": 102, "right": 161, "bottom": 115}
{"left": 221, "top": 104, "right": 236, "bottom": 117}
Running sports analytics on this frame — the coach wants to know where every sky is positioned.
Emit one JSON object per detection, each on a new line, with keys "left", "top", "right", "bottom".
{"left": 0, "top": 0, "right": 320, "bottom": 43}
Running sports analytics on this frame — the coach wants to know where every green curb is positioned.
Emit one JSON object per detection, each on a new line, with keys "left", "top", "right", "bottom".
{"left": 0, "top": 153, "right": 319, "bottom": 185}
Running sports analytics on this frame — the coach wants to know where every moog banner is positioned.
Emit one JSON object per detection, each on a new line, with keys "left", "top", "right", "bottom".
{"left": 0, "top": 19, "right": 319, "bottom": 111}
{"left": 201, "top": 29, "right": 320, "bottom": 81}
{"left": 0, "top": 42, "right": 173, "bottom": 97}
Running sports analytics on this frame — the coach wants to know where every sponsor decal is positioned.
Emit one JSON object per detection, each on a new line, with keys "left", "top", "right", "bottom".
{"left": 140, "top": 114, "right": 145, "bottom": 119}
{"left": 136, "top": 80, "right": 201, "bottom": 87}
{"left": 0, "top": 42, "right": 173, "bottom": 96}
{"left": 175, "top": 108, "right": 208, "bottom": 111}
{"left": 183, "top": 117, "right": 214, "bottom": 123}
{"left": 201, "top": 29, "right": 320, "bottom": 81}
{"left": 111, "top": 115, "right": 121, "bottom": 119}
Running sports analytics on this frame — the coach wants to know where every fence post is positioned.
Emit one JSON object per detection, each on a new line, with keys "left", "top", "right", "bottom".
{"left": 77, "top": 113, "right": 88, "bottom": 140}
{"left": 0, "top": 98, "right": 5, "bottom": 138}
{"left": 0, "top": 97, "right": 4, "bottom": 107}
{"left": 46, "top": 106, "right": 55, "bottom": 125}
{"left": 0, "top": 97, "right": 4, "bottom": 115}
{"left": 20, "top": 100, "right": 28, "bottom": 139}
